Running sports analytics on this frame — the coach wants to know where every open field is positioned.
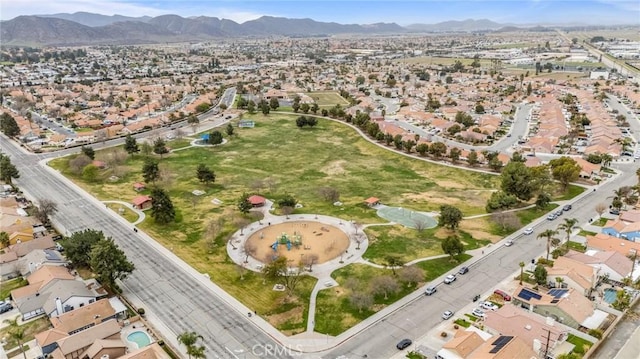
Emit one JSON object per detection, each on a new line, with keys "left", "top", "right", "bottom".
{"left": 49, "top": 114, "right": 499, "bottom": 333}
{"left": 302, "top": 92, "right": 350, "bottom": 108}
{"left": 106, "top": 203, "right": 139, "bottom": 223}
{"left": 397, "top": 56, "right": 493, "bottom": 67}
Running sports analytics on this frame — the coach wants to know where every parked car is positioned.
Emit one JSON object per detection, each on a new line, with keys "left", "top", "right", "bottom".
{"left": 563, "top": 204, "right": 572, "bottom": 211}
{"left": 554, "top": 210, "right": 563, "bottom": 217}
{"left": 442, "top": 310, "right": 454, "bottom": 320}
{"left": 494, "top": 289, "right": 512, "bottom": 301}
{"left": 523, "top": 227, "right": 534, "bottom": 235}
{"left": 610, "top": 209, "right": 620, "bottom": 215}
{"left": 0, "top": 302, "right": 13, "bottom": 314}
{"left": 425, "top": 286, "right": 437, "bottom": 296}
{"left": 480, "top": 301, "right": 499, "bottom": 311}
{"left": 504, "top": 239, "right": 514, "bottom": 247}
{"left": 396, "top": 338, "right": 412, "bottom": 350}
{"left": 547, "top": 213, "right": 557, "bottom": 220}
{"left": 444, "top": 274, "right": 457, "bottom": 284}
{"left": 458, "top": 266, "right": 469, "bottom": 275}
{"left": 471, "top": 308, "right": 486, "bottom": 318}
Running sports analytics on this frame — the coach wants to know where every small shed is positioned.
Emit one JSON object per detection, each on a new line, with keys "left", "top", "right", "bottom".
{"left": 364, "top": 197, "right": 380, "bottom": 207}
{"left": 132, "top": 195, "right": 153, "bottom": 210}
{"left": 248, "top": 195, "right": 266, "bottom": 207}
{"left": 133, "top": 182, "right": 146, "bottom": 192}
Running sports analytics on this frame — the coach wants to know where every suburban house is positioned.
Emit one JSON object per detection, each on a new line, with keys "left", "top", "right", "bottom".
{"left": 546, "top": 255, "right": 599, "bottom": 296}
{"left": 602, "top": 218, "right": 640, "bottom": 241}
{"left": 0, "top": 235, "right": 61, "bottom": 279}
{"left": 564, "top": 250, "right": 637, "bottom": 284}
{"left": 50, "top": 297, "right": 128, "bottom": 335}
{"left": 132, "top": 195, "right": 153, "bottom": 210}
{"left": 44, "top": 319, "right": 125, "bottom": 359}
{"left": 248, "top": 195, "right": 266, "bottom": 207}
{"left": 11, "top": 266, "right": 106, "bottom": 320}
{"left": 118, "top": 343, "right": 171, "bottom": 359}
{"left": 510, "top": 285, "right": 609, "bottom": 331}
{"left": 484, "top": 304, "right": 574, "bottom": 358}
{"left": 436, "top": 327, "right": 537, "bottom": 359}
{"left": 586, "top": 233, "right": 640, "bottom": 257}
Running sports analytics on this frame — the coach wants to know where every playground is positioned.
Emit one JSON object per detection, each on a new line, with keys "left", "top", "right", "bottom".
{"left": 376, "top": 206, "right": 438, "bottom": 229}
{"left": 246, "top": 221, "right": 350, "bottom": 265}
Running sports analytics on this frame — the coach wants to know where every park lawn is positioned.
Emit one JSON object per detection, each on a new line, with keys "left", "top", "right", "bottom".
{"left": 516, "top": 203, "right": 559, "bottom": 225}
{"left": 363, "top": 225, "right": 489, "bottom": 264}
{"left": 0, "top": 316, "right": 51, "bottom": 350}
{"left": 553, "top": 184, "right": 586, "bottom": 201}
{"left": 106, "top": 203, "right": 140, "bottom": 223}
{"left": 0, "top": 278, "right": 28, "bottom": 300}
{"left": 397, "top": 56, "right": 493, "bottom": 67}
{"left": 302, "top": 92, "right": 350, "bottom": 108}
{"left": 166, "top": 138, "right": 194, "bottom": 150}
{"left": 592, "top": 217, "right": 608, "bottom": 226}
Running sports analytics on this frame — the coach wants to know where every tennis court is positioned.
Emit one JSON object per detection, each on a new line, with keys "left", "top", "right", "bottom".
{"left": 376, "top": 206, "right": 438, "bottom": 229}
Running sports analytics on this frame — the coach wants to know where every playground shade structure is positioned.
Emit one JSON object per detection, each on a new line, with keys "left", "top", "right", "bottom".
{"left": 376, "top": 206, "right": 438, "bottom": 229}
{"left": 246, "top": 221, "right": 349, "bottom": 265}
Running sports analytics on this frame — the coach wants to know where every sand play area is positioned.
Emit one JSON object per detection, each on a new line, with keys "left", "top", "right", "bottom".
{"left": 246, "top": 221, "right": 350, "bottom": 265}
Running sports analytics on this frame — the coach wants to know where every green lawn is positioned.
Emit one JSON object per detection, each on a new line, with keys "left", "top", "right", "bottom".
{"left": 0, "top": 278, "right": 27, "bottom": 300}
{"left": 516, "top": 203, "right": 559, "bottom": 224}
{"left": 578, "top": 229, "right": 597, "bottom": 237}
{"left": 592, "top": 217, "right": 609, "bottom": 226}
{"left": 302, "top": 92, "right": 350, "bottom": 108}
{"left": 567, "top": 241, "right": 587, "bottom": 252}
{"left": 553, "top": 184, "right": 586, "bottom": 201}
{"left": 0, "top": 316, "right": 51, "bottom": 350}
{"left": 106, "top": 203, "right": 140, "bottom": 223}
{"left": 567, "top": 334, "right": 593, "bottom": 354}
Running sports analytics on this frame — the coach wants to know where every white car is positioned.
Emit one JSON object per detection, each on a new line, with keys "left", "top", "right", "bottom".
{"left": 523, "top": 228, "right": 533, "bottom": 235}
{"left": 442, "top": 310, "right": 454, "bottom": 320}
{"left": 471, "top": 308, "right": 486, "bottom": 318}
{"left": 504, "top": 240, "right": 514, "bottom": 247}
{"left": 444, "top": 274, "right": 457, "bottom": 284}
{"left": 480, "top": 301, "right": 499, "bottom": 311}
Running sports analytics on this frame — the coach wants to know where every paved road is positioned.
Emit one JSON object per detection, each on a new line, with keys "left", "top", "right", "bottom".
{"left": 323, "top": 163, "right": 639, "bottom": 359}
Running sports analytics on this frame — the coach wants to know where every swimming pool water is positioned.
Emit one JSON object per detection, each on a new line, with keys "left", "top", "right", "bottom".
{"left": 603, "top": 288, "right": 617, "bottom": 304}
{"left": 127, "top": 331, "right": 151, "bottom": 348}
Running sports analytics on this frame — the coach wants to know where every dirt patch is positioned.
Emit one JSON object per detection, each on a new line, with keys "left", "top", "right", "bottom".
{"left": 459, "top": 218, "right": 502, "bottom": 243}
{"left": 433, "top": 179, "right": 467, "bottom": 189}
{"left": 247, "top": 221, "right": 350, "bottom": 265}
{"left": 320, "top": 160, "right": 348, "bottom": 176}
{"left": 266, "top": 305, "right": 304, "bottom": 333}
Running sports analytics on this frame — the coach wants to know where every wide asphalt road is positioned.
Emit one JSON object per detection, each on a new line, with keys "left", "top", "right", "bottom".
{"left": 324, "top": 161, "right": 639, "bottom": 359}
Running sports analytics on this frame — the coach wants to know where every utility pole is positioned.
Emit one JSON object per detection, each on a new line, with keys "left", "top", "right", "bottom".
{"left": 541, "top": 328, "right": 553, "bottom": 359}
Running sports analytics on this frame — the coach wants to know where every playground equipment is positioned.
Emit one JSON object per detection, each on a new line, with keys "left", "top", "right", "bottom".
{"left": 272, "top": 232, "right": 303, "bottom": 251}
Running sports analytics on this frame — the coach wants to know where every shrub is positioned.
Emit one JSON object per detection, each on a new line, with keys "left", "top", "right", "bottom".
{"left": 137, "top": 307, "right": 146, "bottom": 316}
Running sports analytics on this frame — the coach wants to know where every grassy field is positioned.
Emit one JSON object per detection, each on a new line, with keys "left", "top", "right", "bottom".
{"left": 315, "top": 254, "right": 470, "bottom": 335}
{"left": 397, "top": 56, "right": 494, "bottom": 67}
{"left": 302, "top": 92, "right": 350, "bottom": 108}
{"left": 0, "top": 278, "right": 27, "bottom": 300}
{"left": 48, "top": 114, "right": 499, "bottom": 334}
{"left": 106, "top": 203, "right": 140, "bottom": 223}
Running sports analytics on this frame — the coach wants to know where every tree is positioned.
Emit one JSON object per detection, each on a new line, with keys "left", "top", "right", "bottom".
{"left": 33, "top": 198, "right": 57, "bottom": 224}
{"left": 153, "top": 137, "right": 169, "bottom": 158}
{"left": 612, "top": 289, "right": 631, "bottom": 311}
{"left": 142, "top": 158, "right": 160, "bottom": 183}
{"left": 225, "top": 123, "right": 234, "bottom": 137}
{"left": 124, "top": 134, "right": 139, "bottom": 155}
{"left": 2, "top": 318, "right": 27, "bottom": 359}
{"left": 81, "top": 146, "right": 95, "bottom": 160}
{"left": 398, "top": 266, "right": 423, "bottom": 286}
{"left": 557, "top": 218, "right": 579, "bottom": 251}
{"left": 0, "top": 112, "right": 20, "bottom": 137}
{"left": 64, "top": 229, "right": 105, "bottom": 267}
{"left": 467, "top": 150, "right": 479, "bottom": 166}
{"left": 519, "top": 261, "right": 525, "bottom": 285}
{"left": 595, "top": 203, "right": 607, "bottom": 218}
{"left": 501, "top": 161, "right": 536, "bottom": 201}
{"left": 537, "top": 229, "right": 559, "bottom": 260}
{"left": 177, "top": 331, "right": 206, "bottom": 359}
{"left": 196, "top": 164, "right": 216, "bottom": 186}
{"left": 416, "top": 143, "right": 429, "bottom": 156}
{"left": 429, "top": 142, "right": 447, "bottom": 158}
{"left": 302, "top": 253, "right": 319, "bottom": 271}
{"left": 384, "top": 255, "right": 403, "bottom": 275}
{"left": 208, "top": 130, "right": 223, "bottom": 145}
{"left": 534, "top": 264, "right": 548, "bottom": 285}
{"left": 486, "top": 191, "right": 518, "bottom": 212}
{"left": 269, "top": 97, "right": 280, "bottom": 110}
{"left": 262, "top": 256, "right": 304, "bottom": 296}
{"left": 441, "top": 235, "right": 465, "bottom": 260}
{"left": 278, "top": 194, "right": 297, "bottom": 208}
{"left": 187, "top": 115, "right": 200, "bottom": 134}
{"left": 0, "top": 231, "right": 9, "bottom": 248}
{"left": 370, "top": 275, "right": 399, "bottom": 299}
{"left": 317, "top": 187, "right": 340, "bottom": 202}
{"left": 449, "top": 147, "right": 461, "bottom": 163}
{"left": 439, "top": 205, "right": 463, "bottom": 230}
{"left": 349, "top": 291, "right": 373, "bottom": 313}
{"left": 82, "top": 164, "right": 99, "bottom": 182}
{"left": 549, "top": 157, "right": 581, "bottom": 190}
{"left": 237, "top": 193, "right": 252, "bottom": 214}
{"left": 0, "top": 153, "right": 20, "bottom": 184}
{"left": 241, "top": 242, "right": 257, "bottom": 263}
{"left": 535, "top": 192, "right": 551, "bottom": 209}
{"left": 150, "top": 187, "right": 176, "bottom": 224}
{"left": 89, "top": 238, "right": 135, "bottom": 291}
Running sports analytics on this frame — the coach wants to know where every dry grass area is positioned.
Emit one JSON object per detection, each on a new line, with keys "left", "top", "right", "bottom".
{"left": 459, "top": 217, "right": 503, "bottom": 243}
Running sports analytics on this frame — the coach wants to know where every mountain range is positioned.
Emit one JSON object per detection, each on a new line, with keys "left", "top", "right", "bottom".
{"left": 1, "top": 12, "right": 542, "bottom": 46}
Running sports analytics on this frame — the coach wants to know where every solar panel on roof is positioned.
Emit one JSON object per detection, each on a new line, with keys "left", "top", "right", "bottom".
{"left": 490, "top": 336, "right": 514, "bottom": 353}
{"left": 518, "top": 288, "right": 542, "bottom": 301}
{"left": 548, "top": 289, "right": 568, "bottom": 298}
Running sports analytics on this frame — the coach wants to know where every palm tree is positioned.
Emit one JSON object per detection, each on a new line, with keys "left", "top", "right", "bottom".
{"left": 3, "top": 318, "right": 27, "bottom": 359}
{"left": 557, "top": 218, "right": 579, "bottom": 251}
{"left": 537, "top": 229, "right": 559, "bottom": 261}
{"left": 519, "top": 261, "right": 525, "bottom": 285}
{"left": 0, "top": 231, "right": 10, "bottom": 248}
{"left": 177, "top": 331, "right": 204, "bottom": 359}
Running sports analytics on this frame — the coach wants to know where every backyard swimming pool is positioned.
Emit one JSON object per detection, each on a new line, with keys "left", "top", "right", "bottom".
{"left": 127, "top": 330, "right": 152, "bottom": 348}
{"left": 603, "top": 288, "right": 618, "bottom": 304}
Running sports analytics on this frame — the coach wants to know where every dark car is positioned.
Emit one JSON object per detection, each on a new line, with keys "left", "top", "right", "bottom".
{"left": 396, "top": 338, "right": 412, "bottom": 350}
{"left": 458, "top": 266, "right": 469, "bottom": 275}
{"left": 563, "top": 204, "right": 572, "bottom": 211}
{"left": 0, "top": 303, "right": 13, "bottom": 314}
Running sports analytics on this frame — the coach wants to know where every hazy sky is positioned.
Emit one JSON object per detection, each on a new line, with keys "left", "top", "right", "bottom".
{"left": 1, "top": 0, "right": 638, "bottom": 25}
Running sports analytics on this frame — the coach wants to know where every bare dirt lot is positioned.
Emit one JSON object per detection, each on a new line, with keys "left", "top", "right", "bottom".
{"left": 246, "top": 221, "right": 350, "bottom": 265}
